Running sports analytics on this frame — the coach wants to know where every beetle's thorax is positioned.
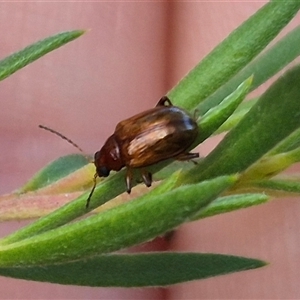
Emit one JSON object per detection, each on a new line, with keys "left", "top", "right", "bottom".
{"left": 94, "top": 134, "right": 124, "bottom": 177}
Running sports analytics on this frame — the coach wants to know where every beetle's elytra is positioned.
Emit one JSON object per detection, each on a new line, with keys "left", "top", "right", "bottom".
{"left": 87, "top": 96, "right": 199, "bottom": 207}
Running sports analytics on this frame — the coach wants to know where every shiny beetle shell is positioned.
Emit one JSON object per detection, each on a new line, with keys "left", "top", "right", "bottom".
{"left": 115, "top": 104, "right": 198, "bottom": 168}
{"left": 87, "top": 96, "right": 199, "bottom": 207}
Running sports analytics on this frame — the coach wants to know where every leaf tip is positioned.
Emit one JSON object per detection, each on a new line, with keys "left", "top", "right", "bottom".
{"left": 246, "top": 74, "right": 254, "bottom": 85}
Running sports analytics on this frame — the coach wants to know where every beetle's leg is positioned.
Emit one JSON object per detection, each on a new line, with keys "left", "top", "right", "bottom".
{"left": 156, "top": 96, "right": 173, "bottom": 107}
{"left": 141, "top": 169, "right": 152, "bottom": 187}
{"left": 126, "top": 167, "right": 133, "bottom": 193}
{"left": 86, "top": 173, "right": 98, "bottom": 208}
{"left": 176, "top": 152, "right": 199, "bottom": 161}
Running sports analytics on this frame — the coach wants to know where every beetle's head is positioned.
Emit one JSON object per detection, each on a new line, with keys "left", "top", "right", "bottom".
{"left": 94, "top": 134, "right": 124, "bottom": 177}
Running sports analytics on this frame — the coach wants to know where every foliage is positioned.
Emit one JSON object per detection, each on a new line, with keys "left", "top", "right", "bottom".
{"left": 0, "top": 1, "right": 300, "bottom": 287}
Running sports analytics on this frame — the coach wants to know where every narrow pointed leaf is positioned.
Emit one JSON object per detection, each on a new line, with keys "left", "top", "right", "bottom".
{"left": 236, "top": 147, "right": 300, "bottom": 186}
{"left": 254, "top": 176, "right": 300, "bottom": 195}
{"left": 0, "top": 176, "right": 236, "bottom": 266}
{"left": 0, "top": 30, "right": 85, "bottom": 81}
{"left": 0, "top": 252, "right": 266, "bottom": 287}
{"left": 0, "top": 169, "right": 128, "bottom": 245}
{"left": 200, "top": 25, "right": 300, "bottom": 113}
{"left": 168, "top": 2, "right": 300, "bottom": 110}
{"left": 195, "top": 76, "right": 252, "bottom": 144}
{"left": 154, "top": 161, "right": 197, "bottom": 181}
{"left": 215, "top": 98, "right": 258, "bottom": 134}
{"left": 19, "top": 154, "right": 89, "bottom": 193}
{"left": 180, "top": 65, "right": 300, "bottom": 185}
{"left": 192, "top": 193, "right": 269, "bottom": 220}
{"left": 267, "top": 127, "right": 300, "bottom": 155}
{"left": 0, "top": 192, "right": 83, "bottom": 222}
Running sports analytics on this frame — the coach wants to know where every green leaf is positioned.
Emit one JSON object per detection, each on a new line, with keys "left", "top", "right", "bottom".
{"left": 168, "top": 2, "right": 300, "bottom": 110}
{"left": 0, "top": 30, "right": 85, "bottom": 81}
{"left": 200, "top": 25, "right": 300, "bottom": 114}
{"left": 0, "top": 169, "right": 127, "bottom": 245}
{"left": 267, "top": 127, "right": 300, "bottom": 155}
{"left": 180, "top": 64, "right": 300, "bottom": 185}
{"left": 0, "top": 175, "right": 236, "bottom": 264}
{"left": 192, "top": 193, "right": 269, "bottom": 220}
{"left": 215, "top": 98, "right": 258, "bottom": 134}
{"left": 154, "top": 160, "right": 197, "bottom": 181}
{"left": 19, "top": 154, "right": 89, "bottom": 193}
{"left": 0, "top": 191, "right": 83, "bottom": 222}
{"left": 254, "top": 176, "right": 300, "bottom": 195}
{"left": 0, "top": 252, "right": 266, "bottom": 287}
{"left": 196, "top": 76, "right": 252, "bottom": 144}
{"left": 236, "top": 147, "right": 300, "bottom": 186}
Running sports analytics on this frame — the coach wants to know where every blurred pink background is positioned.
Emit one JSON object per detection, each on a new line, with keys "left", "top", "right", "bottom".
{"left": 1, "top": 2, "right": 300, "bottom": 299}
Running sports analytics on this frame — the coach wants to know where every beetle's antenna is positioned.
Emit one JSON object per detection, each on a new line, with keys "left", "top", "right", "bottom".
{"left": 86, "top": 173, "right": 98, "bottom": 208}
{"left": 39, "top": 125, "right": 86, "bottom": 154}
{"left": 39, "top": 125, "right": 97, "bottom": 208}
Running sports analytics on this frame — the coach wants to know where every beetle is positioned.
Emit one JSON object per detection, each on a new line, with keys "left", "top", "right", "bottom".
{"left": 87, "top": 96, "right": 199, "bottom": 207}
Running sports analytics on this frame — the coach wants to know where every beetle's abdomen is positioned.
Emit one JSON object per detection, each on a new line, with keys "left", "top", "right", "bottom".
{"left": 115, "top": 106, "right": 198, "bottom": 168}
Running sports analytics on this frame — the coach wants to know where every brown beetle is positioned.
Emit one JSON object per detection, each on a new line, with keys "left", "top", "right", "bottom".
{"left": 87, "top": 96, "right": 199, "bottom": 207}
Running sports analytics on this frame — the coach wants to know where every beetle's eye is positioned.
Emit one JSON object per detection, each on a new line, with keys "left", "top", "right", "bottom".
{"left": 97, "top": 166, "right": 110, "bottom": 177}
